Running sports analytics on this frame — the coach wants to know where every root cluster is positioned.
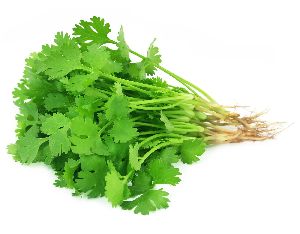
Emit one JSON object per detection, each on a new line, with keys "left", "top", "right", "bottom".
{"left": 201, "top": 108, "right": 280, "bottom": 144}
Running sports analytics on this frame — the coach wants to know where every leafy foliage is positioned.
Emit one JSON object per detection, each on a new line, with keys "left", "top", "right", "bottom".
{"left": 75, "top": 155, "right": 107, "bottom": 197}
{"left": 180, "top": 139, "right": 206, "bottom": 164}
{"left": 37, "top": 33, "right": 83, "bottom": 79}
{"left": 9, "top": 16, "right": 209, "bottom": 215}
{"left": 105, "top": 162, "right": 129, "bottom": 206}
{"left": 15, "top": 126, "right": 47, "bottom": 163}
{"left": 121, "top": 189, "right": 169, "bottom": 215}
{"left": 73, "top": 16, "right": 112, "bottom": 46}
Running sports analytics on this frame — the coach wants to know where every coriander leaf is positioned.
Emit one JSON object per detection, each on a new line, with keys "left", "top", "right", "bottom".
{"left": 126, "top": 62, "right": 146, "bottom": 80}
{"left": 110, "top": 118, "right": 138, "bottom": 143}
{"left": 75, "top": 155, "right": 107, "bottom": 197}
{"left": 130, "top": 171, "right": 153, "bottom": 196}
{"left": 74, "top": 95, "right": 100, "bottom": 118}
{"left": 41, "top": 113, "right": 71, "bottom": 156}
{"left": 62, "top": 72, "right": 98, "bottom": 93}
{"left": 117, "top": 26, "right": 130, "bottom": 61}
{"left": 14, "top": 125, "right": 47, "bottom": 163}
{"left": 143, "top": 40, "right": 162, "bottom": 75}
{"left": 159, "top": 147, "right": 180, "bottom": 164}
{"left": 52, "top": 152, "right": 78, "bottom": 172}
{"left": 145, "top": 77, "right": 168, "bottom": 88}
{"left": 129, "top": 143, "right": 141, "bottom": 170}
{"left": 105, "top": 162, "right": 129, "bottom": 206}
{"left": 63, "top": 158, "right": 80, "bottom": 188}
{"left": 44, "top": 93, "right": 69, "bottom": 111}
{"left": 7, "top": 144, "right": 17, "bottom": 157}
{"left": 70, "top": 116, "right": 103, "bottom": 155}
{"left": 37, "top": 144, "right": 53, "bottom": 164}
{"left": 70, "top": 115, "right": 97, "bottom": 135}
{"left": 54, "top": 174, "right": 67, "bottom": 188}
{"left": 73, "top": 16, "right": 112, "bottom": 47}
{"left": 105, "top": 136, "right": 129, "bottom": 159}
{"left": 38, "top": 33, "right": 83, "bottom": 79}
{"left": 104, "top": 136, "right": 129, "bottom": 175}
{"left": 92, "top": 139, "right": 110, "bottom": 156}
{"left": 147, "top": 158, "right": 181, "bottom": 185}
{"left": 16, "top": 102, "right": 39, "bottom": 132}
{"left": 82, "top": 45, "right": 122, "bottom": 74}
{"left": 121, "top": 189, "right": 169, "bottom": 215}
{"left": 48, "top": 129, "right": 71, "bottom": 156}
{"left": 41, "top": 113, "right": 70, "bottom": 135}
{"left": 105, "top": 94, "right": 130, "bottom": 120}
{"left": 180, "top": 138, "right": 206, "bottom": 164}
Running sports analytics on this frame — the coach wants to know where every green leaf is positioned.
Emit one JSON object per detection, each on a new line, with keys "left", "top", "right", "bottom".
{"left": 63, "top": 73, "right": 98, "bottom": 93}
{"left": 48, "top": 129, "right": 71, "bottom": 156}
{"left": 105, "top": 162, "right": 129, "bottom": 206}
{"left": 130, "top": 171, "right": 153, "bottom": 196}
{"left": 143, "top": 40, "right": 162, "bottom": 75}
{"left": 82, "top": 45, "right": 122, "bottom": 74}
{"left": 75, "top": 155, "right": 107, "bottom": 197}
{"left": 63, "top": 158, "right": 80, "bottom": 188}
{"left": 15, "top": 102, "right": 39, "bottom": 135}
{"left": 92, "top": 139, "right": 110, "bottom": 156}
{"left": 74, "top": 95, "right": 100, "bottom": 118}
{"left": 104, "top": 136, "right": 130, "bottom": 175}
{"left": 73, "top": 16, "right": 112, "bottom": 47}
{"left": 105, "top": 94, "right": 130, "bottom": 121}
{"left": 126, "top": 62, "right": 146, "bottom": 79}
{"left": 105, "top": 136, "right": 129, "bottom": 159}
{"left": 37, "top": 144, "right": 53, "bottom": 164}
{"left": 15, "top": 126, "right": 47, "bottom": 163}
{"left": 147, "top": 158, "right": 181, "bottom": 185}
{"left": 41, "top": 113, "right": 70, "bottom": 135}
{"left": 180, "top": 138, "right": 206, "bottom": 164}
{"left": 38, "top": 33, "right": 83, "bottom": 79}
{"left": 110, "top": 118, "right": 138, "bottom": 143}
{"left": 121, "top": 189, "right": 169, "bottom": 215}
{"left": 44, "top": 93, "right": 69, "bottom": 111}
{"left": 70, "top": 116, "right": 103, "bottom": 155}
{"left": 40, "top": 113, "right": 71, "bottom": 156}
{"left": 117, "top": 26, "right": 130, "bottom": 61}
{"left": 159, "top": 147, "right": 180, "bottom": 164}
{"left": 129, "top": 143, "right": 141, "bottom": 170}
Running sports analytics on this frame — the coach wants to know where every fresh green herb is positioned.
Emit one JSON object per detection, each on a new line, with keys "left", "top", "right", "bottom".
{"left": 8, "top": 16, "right": 274, "bottom": 215}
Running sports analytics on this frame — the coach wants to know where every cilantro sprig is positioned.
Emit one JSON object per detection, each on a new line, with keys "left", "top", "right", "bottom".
{"left": 9, "top": 16, "right": 274, "bottom": 215}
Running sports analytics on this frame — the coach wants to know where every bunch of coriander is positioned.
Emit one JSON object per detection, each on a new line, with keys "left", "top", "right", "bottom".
{"left": 8, "top": 17, "right": 274, "bottom": 214}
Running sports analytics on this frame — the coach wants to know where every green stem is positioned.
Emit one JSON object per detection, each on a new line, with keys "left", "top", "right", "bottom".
{"left": 130, "top": 101, "right": 185, "bottom": 110}
{"left": 156, "top": 64, "right": 216, "bottom": 103}
{"left": 173, "top": 127, "right": 203, "bottom": 133}
{"left": 138, "top": 133, "right": 188, "bottom": 148}
{"left": 138, "top": 130, "right": 165, "bottom": 136}
{"left": 139, "top": 139, "right": 183, "bottom": 165}
{"left": 121, "top": 84, "right": 151, "bottom": 95}
{"left": 165, "top": 115, "right": 191, "bottom": 122}
{"left": 128, "top": 49, "right": 216, "bottom": 102}
{"left": 99, "top": 121, "right": 112, "bottom": 135}
{"left": 164, "top": 110, "right": 195, "bottom": 118}
{"left": 98, "top": 71, "right": 175, "bottom": 93}
{"left": 123, "top": 170, "right": 134, "bottom": 182}
{"left": 134, "top": 122, "right": 164, "bottom": 129}
{"left": 130, "top": 94, "right": 193, "bottom": 105}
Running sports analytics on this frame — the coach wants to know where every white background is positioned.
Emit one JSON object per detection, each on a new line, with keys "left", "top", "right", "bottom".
{"left": 0, "top": 0, "right": 299, "bottom": 233}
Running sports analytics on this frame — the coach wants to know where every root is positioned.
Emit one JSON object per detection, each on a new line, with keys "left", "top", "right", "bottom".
{"left": 204, "top": 110, "right": 282, "bottom": 144}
